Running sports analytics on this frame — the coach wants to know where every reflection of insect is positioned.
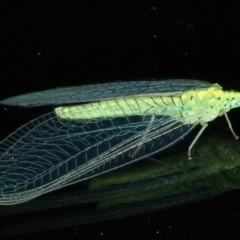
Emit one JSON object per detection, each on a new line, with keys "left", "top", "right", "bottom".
{"left": 0, "top": 80, "right": 239, "bottom": 205}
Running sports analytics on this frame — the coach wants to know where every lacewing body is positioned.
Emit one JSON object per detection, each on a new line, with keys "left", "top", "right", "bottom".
{"left": 0, "top": 79, "right": 239, "bottom": 205}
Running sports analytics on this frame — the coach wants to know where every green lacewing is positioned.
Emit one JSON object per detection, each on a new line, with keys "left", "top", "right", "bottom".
{"left": 0, "top": 79, "right": 239, "bottom": 204}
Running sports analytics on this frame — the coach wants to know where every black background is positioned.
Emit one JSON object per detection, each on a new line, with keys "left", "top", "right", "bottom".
{"left": 1, "top": 1, "right": 240, "bottom": 239}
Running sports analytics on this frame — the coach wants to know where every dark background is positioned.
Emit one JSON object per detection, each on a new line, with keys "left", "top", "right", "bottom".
{"left": 1, "top": 1, "right": 240, "bottom": 239}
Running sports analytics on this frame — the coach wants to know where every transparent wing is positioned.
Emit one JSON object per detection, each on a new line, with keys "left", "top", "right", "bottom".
{"left": 0, "top": 112, "right": 197, "bottom": 205}
{"left": 0, "top": 133, "right": 239, "bottom": 235}
{"left": 0, "top": 80, "right": 211, "bottom": 107}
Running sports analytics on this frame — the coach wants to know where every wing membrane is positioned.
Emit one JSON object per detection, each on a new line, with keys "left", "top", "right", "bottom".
{"left": 0, "top": 112, "right": 196, "bottom": 204}
{"left": 0, "top": 80, "right": 211, "bottom": 107}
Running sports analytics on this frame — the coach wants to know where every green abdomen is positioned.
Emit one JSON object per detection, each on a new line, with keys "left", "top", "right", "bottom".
{"left": 55, "top": 85, "right": 229, "bottom": 124}
{"left": 55, "top": 96, "right": 183, "bottom": 120}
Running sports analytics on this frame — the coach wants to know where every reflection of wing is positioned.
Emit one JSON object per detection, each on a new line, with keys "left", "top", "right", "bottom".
{"left": 0, "top": 80, "right": 211, "bottom": 107}
{"left": 0, "top": 111, "right": 197, "bottom": 204}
